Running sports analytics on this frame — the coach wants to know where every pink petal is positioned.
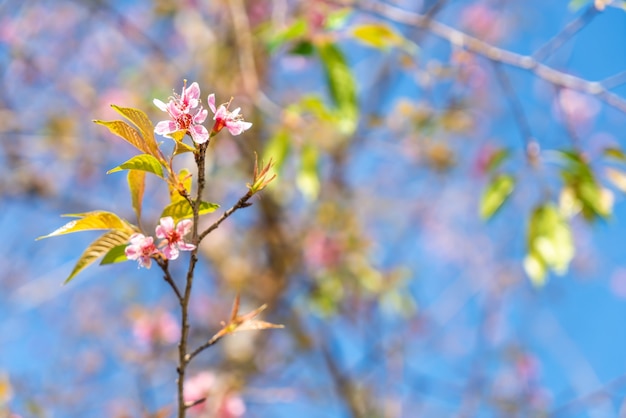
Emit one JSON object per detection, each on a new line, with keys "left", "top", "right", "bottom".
{"left": 193, "top": 108, "right": 208, "bottom": 124}
{"left": 214, "top": 105, "right": 228, "bottom": 121}
{"left": 185, "top": 82, "right": 201, "bottom": 106}
{"left": 176, "top": 219, "right": 193, "bottom": 235}
{"left": 208, "top": 94, "right": 216, "bottom": 113}
{"left": 153, "top": 98, "right": 168, "bottom": 112}
{"left": 125, "top": 245, "right": 139, "bottom": 259}
{"left": 163, "top": 245, "right": 179, "bottom": 260}
{"left": 227, "top": 121, "right": 252, "bottom": 136}
{"left": 155, "top": 120, "right": 177, "bottom": 136}
{"left": 178, "top": 242, "right": 196, "bottom": 251}
{"left": 156, "top": 217, "right": 175, "bottom": 238}
{"left": 190, "top": 125, "right": 209, "bottom": 144}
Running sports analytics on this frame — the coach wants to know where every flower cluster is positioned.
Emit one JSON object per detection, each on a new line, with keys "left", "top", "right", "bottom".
{"left": 154, "top": 81, "right": 252, "bottom": 145}
{"left": 125, "top": 217, "right": 195, "bottom": 269}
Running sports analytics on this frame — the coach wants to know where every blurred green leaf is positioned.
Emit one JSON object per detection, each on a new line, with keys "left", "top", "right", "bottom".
{"left": 324, "top": 8, "right": 352, "bottom": 30}
{"left": 317, "top": 42, "right": 358, "bottom": 135}
{"left": 524, "top": 253, "right": 547, "bottom": 287}
{"left": 107, "top": 154, "right": 164, "bottom": 178}
{"left": 128, "top": 170, "right": 145, "bottom": 223}
{"left": 606, "top": 167, "right": 626, "bottom": 192}
{"left": 100, "top": 244, "right": 128, "bottom": 266}
{"left": 289, "top": 40, "right": 315, "bottom": 56}
{"left": 64, "top": 229, "right": 132, "bottom": 284}
{"left": 37, "top": 211, "right": 132, "bottom": 240}
{"left": 161, "top": 200, "right": 219, "bottom": 222}
{"left": 351, "top": 23, "right": 404, "bottom": 49}
{"left": 263, "top": 130, "right": 291, "bottom": 173}
{"left": 480, "top": 174, "right": 515, "bottom": 220}
{"left": 568, "top": 0, "right": 590, "bottom": 11}
{"left": 603, "top": 147, "right": 626, "bottom": 162}
{"left": 485, "top": 148, "right": 510, "bottom": 173}
{"left": 267, "top": 18, "right": 308, "bottom": 52}
{"left": 525, "top": 204, "right": 575, "bottom": 286}
{"left": 297, "top": 144, "right": 320, "bottom": 200}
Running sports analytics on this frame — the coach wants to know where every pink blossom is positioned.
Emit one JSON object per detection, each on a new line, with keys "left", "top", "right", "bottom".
{"left": 208, "top": 94, "right": 253, "bottom": 136}
{"left": 184, "top": 372, "right": 216, "bottom": 414}
{"left": 154, "top": 81, "right": 210, "bottom": 144}
{"left": 125, "top": 233, "right": 159, "bottom": 269}
{"left": 155, "top": 217, "right": 196, "bottom": 260}
{"left": 184, "top": 372, "right": 246, "bottom": 417}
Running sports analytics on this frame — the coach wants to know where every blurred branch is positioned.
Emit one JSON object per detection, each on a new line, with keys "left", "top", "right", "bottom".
{"left": 228, "top": 0, "right": 260, "bottom": 97}
{"left": 340, "top": 1, "right": 626, "bottom": 114}
{"left": 491, "top": 62, "right": 539, "bottom": 163}
{"left": 550, "top": 374, "right": 626, "bottom": 417}
{"left": 532, "top": 5, "right": 599, "bottom": 62}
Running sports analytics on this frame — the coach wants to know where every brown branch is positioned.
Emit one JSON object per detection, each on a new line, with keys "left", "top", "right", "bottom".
{"left": 227, "top": 0, "right": 259, "bottom": 97}
{"left": 198, "top": 191, "right": 254, "bottom": 242}
{"left": 186, "top": 333, "right": 222, "bottom": 364}
{"left": 340, "top": 0, "right": 626, "bottom": 114}
{"left": 157, "top": 259, "right": 183, "bottom": 303}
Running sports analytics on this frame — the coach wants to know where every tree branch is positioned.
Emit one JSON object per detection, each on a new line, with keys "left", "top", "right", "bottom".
{"left": 198, "top": 191, "right": 254, "bottom": 242}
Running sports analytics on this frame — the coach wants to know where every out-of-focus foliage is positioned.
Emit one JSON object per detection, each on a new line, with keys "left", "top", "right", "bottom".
{"left": 4, "top": 0, "right": 626, "bottom": 417}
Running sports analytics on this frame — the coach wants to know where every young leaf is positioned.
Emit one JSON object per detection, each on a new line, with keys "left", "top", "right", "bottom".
{"left": 524, "top": 253, "right": 547, "bottom": 287}
{"left": 128, "top": 170, "right": 146, "bottom": 223}
{"left": 110, "top": 105, "right": 160, "bottom": 158}
{"left": 267, "top": 18, "right": 308, "bottom": 53}
{"left": 324, "top": 8, "right": 353, "bottom": 30}
{"left": 480, "top": 174, "right": 515, "bottom": 220}
{"left": 351, "top": 23, "right": 404, "bottom": 50}
{"left": 603, "top": 147, "right": 626, "bottom": 162}
{"left": 317, "top": 42, "right": 358, "bottom": 135}
{"left": 37, "top": 211, "right": 132, "bottom": 240}
{"left": 107, "top": 154, "right": 164, "bottom": 178}
{"left": 64, "top": 229, "right": 132, "bottom": 284}
{"left": 100, "top": 244, "right": 128, "bottom": 265}
{"left": 94, "top": 120, "right": 153, "bottom": 156}
{"left": 606, "top": 167, "right": 626, "bottom": 192}
{"left": 173, "top": 140, "right": 196, "bottom": 155}
{"left": 485, "top": 148, "right": 510, "bottom": 173}
{"left": 160, "top": 200, "right": 219, "bottom": 222}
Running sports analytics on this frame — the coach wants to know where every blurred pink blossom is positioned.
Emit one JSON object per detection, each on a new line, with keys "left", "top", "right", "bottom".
{"left": 460, "top": 3, "right": 506, "bottom": 43}
{"left": 553, "top": 89, "right": 600, "bottom": 131}
{"left": 184, "top": 372, "right": 246, "bottom": 417}
{"left": 154, "top": 81, "right": 209, "bottom": 144}
{"left": 132, "top": 309, "right": 179, "bottom": 346}
{"left": 156, "top": 216, "right": 195, "bottom": 260}
{"left": 304, "top": 231, "right": 342, "bottom": 270}
{"left": 208, "top": 94, "right": 253, "bottom": 136}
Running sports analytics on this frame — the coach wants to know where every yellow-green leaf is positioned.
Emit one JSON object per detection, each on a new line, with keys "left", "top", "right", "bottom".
{"left": 169, "top": 169, "right": 192, "bottom": 203}
{"left": 351, "top": 23, "right": 404, "bottom": 49}
{"left": 160, "top": 200, "right": 219, "bottom": 222}
{"left": 110, "top": 105, "right": 160, "bottom": 158}
{"left": 128, "top": 170, "right": 146, "bottom": 223}
{"left": 297, "top": 144, "right": 320, "bottom": 201}
{"left": 64, "top": 229, "right": 132, "bottom": 284}
{"left": 480, "top": 174, "right": 515, "bottom": 220}
{"left": 107, "top": 154, "right": 164, "bottom": 178}
{"left": 485, "top": 148, "right": 510, "bottom": 173}
{"left": 173, "top": 140, "right": 196, "bottom": 155}
{"left": 603, "top": 147, "right": 626, "bottom": 162}
{"left": 267, "top": 18, "right": 308, "bottom": 52}
{"left": 317, "top": 42, "right": 358, "bottom": 135}
{"left": 524, "top": 253, "right": 547, "bottom": 287}
{"left": 37, "top": 211, "right": 131, "bottom": 240}
{"left": 100, "top": 244, "right": 128, "bottom": 266}
{"left": 94, "top": 120, "right": 153, "bottom": 156}
{"left": 262, "top": 130, "right": 291, "bottom": 173}
{"left": 606, "top": 167, "right": 626, "bottom": 193}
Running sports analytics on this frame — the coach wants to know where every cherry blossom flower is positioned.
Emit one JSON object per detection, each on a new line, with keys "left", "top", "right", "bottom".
{"left": 208, "top": 94, "right": 252, "bottom": 136}
{"left": 154, "top": 81, "right": 209, "bottom": 144}
{"left": 155, "top": 216, "right": 195, "bottom": 260}
{"left": 184, "top": 371, "right": 246, "bottom": 418}
{"left": 125, "top": 233, "right": 159, "bottom": 269}
{"left": 131, "top": 308, "right": 179, "bottom": 347}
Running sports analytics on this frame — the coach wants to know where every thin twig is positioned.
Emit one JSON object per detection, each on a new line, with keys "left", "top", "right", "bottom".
{"left": 157, "top": 259, "right": 183, "bottom": 302}
{"left": 184, "top": 397, "right": 208, "bottom": 410}
{"left": 198, "top": 191, "right": 254, "bottom": 242}
{"left": 339, "top": 0, "right": 626, "bottom": 114}
{"left": 532, "top": 5, "right": 599, "bottom": 62}
{"left": 186, "top": 334, "right": 222, "bottom": 363}
{"left": 550, "top": 374, "right": 626, "bottom": 417}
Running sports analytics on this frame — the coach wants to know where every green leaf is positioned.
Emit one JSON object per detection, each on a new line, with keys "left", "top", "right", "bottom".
{"left": 351, "top": 23, "right": 404, "bottom": 49}
{"left": 37, "top": 211, "right": 131, "bottom": 240}
{"left": 263, "top": 130, "right": 291, "bottom": 173}
{"left": 107, "top": 154, "right": 164, "bottom": 178}
{"left": 94, "top": 120, "right": 154, "bottom": 156}
{"left": 297, "top": 144, "right": 320, "bottom": 200}
{"left": 603, "top": 147, "right": 626, "bottom": 162}
{"left": 324, "top": 8, "right": 353, "bottom": 30}
{"left": 173, "top": 140, "right": 196, "bottom": 155}
{"left": 64, "top": 229, "right": 132, "bottom": 284}
{"left": 110, "top": 105, "right": 160, "bottom": 158}
{"left": 317, "top": 42, "right": 358, "bottom": 135}
{"left": 568, "top": 0, "right": 590, "bottom": 11}
{"left": 485, "top": 148, "right": 510, "bottom": 173}
{"left": 161, "top": 200, "right": 219, "bottom": 223}
{"left": 128, "top": 170, "right": 146, "bottom": 223}
{"left": 524, "top": 253, "right": 547, "bottom": 287}
{"left": 100, "top": 244, "right": 129, "bottom": 265}
{"left": 267, "top": 18, "right": 308, "bottom": 53}
{"left": 480, "top": 174, "right": 515, "bottom": 220}
{"left": 525, "top": 204, "right": 575, "bottom": 285}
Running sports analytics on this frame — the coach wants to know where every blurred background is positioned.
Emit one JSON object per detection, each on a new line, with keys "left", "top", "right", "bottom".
{"left": 2, "top": 0, "right": 626, "bottom": 416}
